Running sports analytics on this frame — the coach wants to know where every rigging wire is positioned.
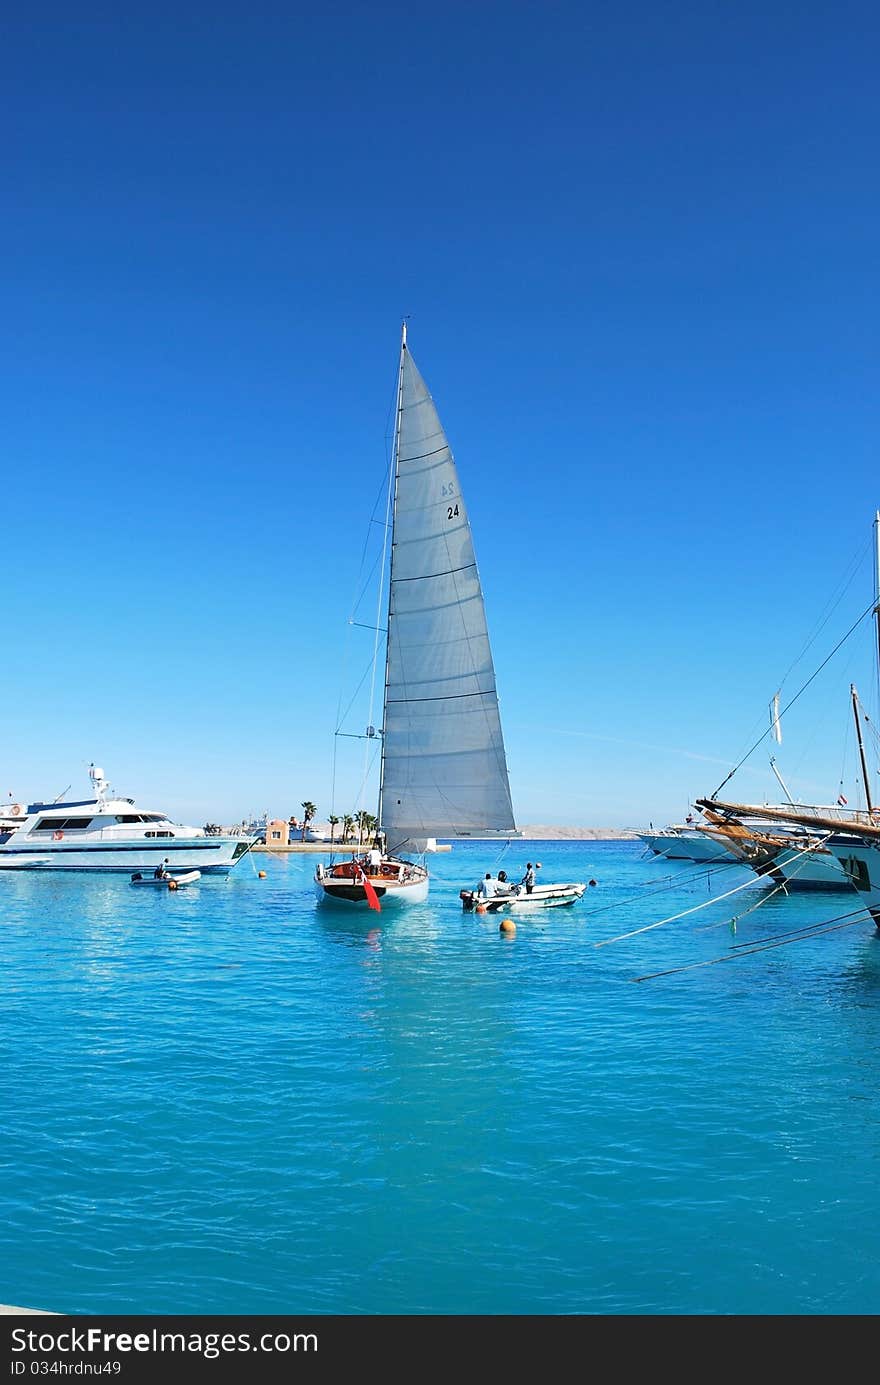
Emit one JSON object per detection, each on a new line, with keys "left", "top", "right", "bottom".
{"left": 773, "top": 537, "right": 870, "bottom": 693}
{"left": 710, "top": 598, "right": 877, "bottom": 798}
{"left": 718, "top": 539, "right": 871, "bottom": 771}
{"left": 787, "top": 634, "right": 863, "bottom": 791}
{"left": 328, "top": 354, "right": 402, "bottom": 826}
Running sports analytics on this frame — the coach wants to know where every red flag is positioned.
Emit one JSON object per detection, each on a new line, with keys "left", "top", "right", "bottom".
{"left": 358, "top": 866, "right": 381, "bottom": 912}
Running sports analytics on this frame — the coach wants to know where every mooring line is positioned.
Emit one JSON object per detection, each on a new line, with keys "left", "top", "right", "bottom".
{"left": 631, "top": 915, "right": 870, "bottom": 982}
{"left": 728, "top": 902, "right": 869, "bottom": 949}
{"left": 595, "top": 833, "right": 835, "bottom": 947}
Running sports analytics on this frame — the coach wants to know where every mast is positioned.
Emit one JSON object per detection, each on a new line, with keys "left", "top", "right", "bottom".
{"left": 375, "top": 322, "right": 407, "bottom": 843}
{"left": 769, "top": 756, "right": 795, "bottom": 805}
{"left": 852, "top": 683, "right": 873, "bottom": 815}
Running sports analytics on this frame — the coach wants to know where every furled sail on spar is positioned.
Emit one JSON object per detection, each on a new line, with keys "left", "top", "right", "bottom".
{"left": 378, "top": 336, "right": 517, "bottom": 849}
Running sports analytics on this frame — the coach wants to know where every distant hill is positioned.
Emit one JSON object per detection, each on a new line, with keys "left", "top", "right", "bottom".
{"left": 517, "top": 825, "right": 640, "bottom": 840}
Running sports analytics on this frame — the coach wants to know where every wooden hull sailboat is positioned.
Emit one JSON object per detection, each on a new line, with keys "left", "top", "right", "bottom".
{"left": 314, "top": 857, "right": 428, "bottom": 908}
{"left": 315, "top": 325, "right": 550, "bottom": 911}
{"left": 692, "top": 512, "right": 880, "bottom": 922}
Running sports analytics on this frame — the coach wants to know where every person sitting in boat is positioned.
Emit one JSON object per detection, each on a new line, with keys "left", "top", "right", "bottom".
{"left": 154, "top": 858, "right": 170, "bottom": 880}
{"left": 477, "top": 872, "right": 497, "bottom": 899}
{"left": 496, "top": 870, "right": 513, "bottom": 894}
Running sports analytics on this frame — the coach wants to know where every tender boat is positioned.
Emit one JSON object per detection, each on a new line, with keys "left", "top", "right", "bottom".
{"left": 460, "top": 879, "right": 587, "bottom": 912}
{"left": 638, "top": 823, "right": 737, "bottom": 863}
{"left": 130, "top": 869, "right": 201, "bottom": 888}
{"left": 0, "top": 766, "right": 252, "bottom": 874}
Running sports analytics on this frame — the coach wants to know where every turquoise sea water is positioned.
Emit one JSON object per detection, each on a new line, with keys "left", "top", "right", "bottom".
{"left": 2, "top": 839, "right": 879, "bottom": 1316}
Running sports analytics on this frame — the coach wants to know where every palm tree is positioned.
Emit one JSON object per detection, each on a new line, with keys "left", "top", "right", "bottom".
{"left": 301, "top": 801, "right": 317, "bottom": 842}
{"left": 342, "top": 814, "right": 354, "bottom": 843}
{"left": 328, "top": 814, "right": 340, "bottom": 845}
{"left": 355, "top": 810, "right": 378, "bottom": 846}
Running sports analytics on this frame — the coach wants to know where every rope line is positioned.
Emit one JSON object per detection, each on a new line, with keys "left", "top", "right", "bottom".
{"left": 595, "top": 834, "right": 835, "bottom": 947}
{"left": 632, "top": 914, "right": 869, "bottom": 983}
{"left": 729, "top": 902, "right": 868, "bottom": 949}
{"left": 580, "top": 856, "right": 746, "bottom": 924}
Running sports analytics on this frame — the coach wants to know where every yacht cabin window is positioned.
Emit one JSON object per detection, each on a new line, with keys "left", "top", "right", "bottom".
{"left": 35, "top": 817, "right": 94, "bottom": 831}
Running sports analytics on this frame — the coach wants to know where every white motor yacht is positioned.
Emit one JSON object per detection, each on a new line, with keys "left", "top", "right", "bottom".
{"left": 0, "top": 765, "right": 252, "bottom": 874}
{"left": 638, "top": 823, "right": 737, "bottom": 864}
{"left": 0, "top": 800, "right": 28, "bottom": 839}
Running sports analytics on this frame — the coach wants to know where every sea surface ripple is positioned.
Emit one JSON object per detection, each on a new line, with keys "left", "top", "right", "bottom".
{"left": 2, "top": 840, "right": 880, "bottom": 1315}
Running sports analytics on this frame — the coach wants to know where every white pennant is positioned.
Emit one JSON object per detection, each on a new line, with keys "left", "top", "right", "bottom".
{"left": 770, "top": 691, "right": 782, "bottom": 744}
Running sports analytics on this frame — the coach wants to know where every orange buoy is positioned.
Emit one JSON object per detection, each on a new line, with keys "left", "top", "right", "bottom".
{"left": 258, "top": 870, "right": 267, "bottom": 879}
{"left": 475, "top": 902, "right": 487, "bottom": 914}
{"left": 168, "top": 880, "right": 178, "bottom": 891}
{"left": 499, "top": 918, "right": 516, "bottom": 934}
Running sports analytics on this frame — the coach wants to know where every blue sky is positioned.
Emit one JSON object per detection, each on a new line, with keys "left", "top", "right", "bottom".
{"left": 2, "top": 2, "right": 879, "bottom": 827}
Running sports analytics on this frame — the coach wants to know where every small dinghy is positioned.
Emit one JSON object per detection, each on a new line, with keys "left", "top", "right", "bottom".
{"left": 460, "top": 880, "right": 587, "bottom": 912}
{"left": 130, "top": 869, "right": 201, "bottom": 889}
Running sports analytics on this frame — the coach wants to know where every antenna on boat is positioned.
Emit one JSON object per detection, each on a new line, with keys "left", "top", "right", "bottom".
{"left": 89, "top": 763, "right": 110, "bottom": 803}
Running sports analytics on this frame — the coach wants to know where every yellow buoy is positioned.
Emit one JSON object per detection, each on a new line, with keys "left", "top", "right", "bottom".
{"left": 499, "top": 918, "right": 516, "bottom": 934}
{"left": 258, "top": 870, "right": 267, "bottom": 879}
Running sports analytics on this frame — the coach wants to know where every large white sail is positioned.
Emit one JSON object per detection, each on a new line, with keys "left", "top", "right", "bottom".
{"left": 378, "top": 337, "right": 517, "bottom": 849}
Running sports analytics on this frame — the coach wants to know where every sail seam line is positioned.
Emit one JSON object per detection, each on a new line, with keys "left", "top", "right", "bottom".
{"left": 392, "top": 520, "right": 468, "bottom": 546}
{"left": 393, "top": 563, "right": 476, "bottom": 583}
{"left": 398, "top": 445, "right": 449, "bottom": 464}
{"left": 386, "top": 691, "right": 496, "bottom": 704}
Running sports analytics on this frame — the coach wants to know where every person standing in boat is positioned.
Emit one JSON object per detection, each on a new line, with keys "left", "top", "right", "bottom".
{"left": 521, "top": 862, "right": 536, "bottom": 894}
{"left": 154, "top": 858, "right": 170, "bottom": 880}
{"left": 366, "top": 845, "right": 383, "bottom": 873}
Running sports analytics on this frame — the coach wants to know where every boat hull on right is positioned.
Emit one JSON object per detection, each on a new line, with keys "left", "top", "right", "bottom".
{"left": 825, "top": 837, "right": 880, "bottom": 928}
{"left": 639, "top": 829, "right": 736, "bottom": 864}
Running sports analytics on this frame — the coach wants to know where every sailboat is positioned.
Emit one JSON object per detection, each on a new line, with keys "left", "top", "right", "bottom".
{"left": 314, "top": 324, "right": 523, "bottom": 909}
{"left": 695, "top": 511, "right": 880, "bottom": 920}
